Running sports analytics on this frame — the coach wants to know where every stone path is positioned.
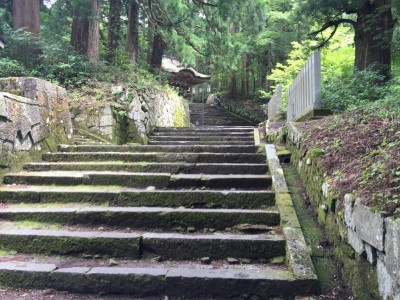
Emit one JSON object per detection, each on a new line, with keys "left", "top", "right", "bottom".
{"left": 0, "top": 104, "right": 319, "bottom": 298}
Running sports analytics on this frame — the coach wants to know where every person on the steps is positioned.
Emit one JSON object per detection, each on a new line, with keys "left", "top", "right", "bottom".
{"left": 213, "top": 95, "right": 221, "bottom": 108}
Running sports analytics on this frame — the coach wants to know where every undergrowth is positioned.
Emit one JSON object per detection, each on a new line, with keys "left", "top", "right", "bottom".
{"left": 297, "top": 105, "right": 400, "bottom": 214}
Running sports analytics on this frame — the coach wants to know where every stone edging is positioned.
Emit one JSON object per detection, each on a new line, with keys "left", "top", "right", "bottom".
{"left": 265, "top": 144, "right": 319, "bottom": 284}
{"left": 286, "top": 122, "right": 400, "bottom": 300}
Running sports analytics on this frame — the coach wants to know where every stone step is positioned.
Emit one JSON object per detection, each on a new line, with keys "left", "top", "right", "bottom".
{"left": 151, "top": 131, "right": 254, "bottom": 136}
{"left": 0, "top": 260, "right": 319, "bottom": 298}
{"left": 148, "top": 140, "right": 255, "bottom": 145}
{"left": 0, "top": 206, "right": 280, "bottom": 229}
{"left": 42, "top": 152, "right": 265, "bottom": 164}
{"left": 0, "top": 227, "right": 285, "bottom": 260}
{"left": 154, "top": 126, "right": 255, "bottom": 132}
{"left": 58, "top": 144, "right": 259, "bottom": 153}
{"left": 4, "top": 172, "right": 272, "bottom": 190}
{"left": 148, "top": 135, "right": 254, "bottom": 142}
{"left": 23, "top": 162, "right": 268, "bottom": 175}
{"left": 0, "top": 186, "right": 275, "bottom": 208}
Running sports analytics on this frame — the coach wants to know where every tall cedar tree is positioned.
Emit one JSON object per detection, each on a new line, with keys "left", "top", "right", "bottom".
{"left": 125, "top": 0, "right": 139, "bottom": 64}
{"left": 305, "top": 0, "right": 394, "bottom": 81}
{"left": 70, "top": 0, "right": 100, "bottom": 63}
{"left": 107, "top": 0, "right": 121, "bottom": 62}
{"left": 12, "top": 0, "right": 40, "bottom": 35}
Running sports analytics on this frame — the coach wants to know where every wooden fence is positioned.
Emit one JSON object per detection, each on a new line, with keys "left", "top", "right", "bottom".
{"left": 286, "top": 52, "right": 322, "bottom": 122}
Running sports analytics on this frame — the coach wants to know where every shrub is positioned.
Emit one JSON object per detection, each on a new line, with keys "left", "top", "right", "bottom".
{"left": 0, "top": 58, "right": 27, "bottom": 77}
{"left": 323, "top": 68, "right": 387, "bottom": 113}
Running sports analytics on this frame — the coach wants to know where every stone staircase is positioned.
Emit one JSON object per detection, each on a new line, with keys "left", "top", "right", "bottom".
{"left": 190, "top": 102, "right": 256, "bottom": 126}
{"left": 0, "top": 122, "right": 319, "bottom": 297}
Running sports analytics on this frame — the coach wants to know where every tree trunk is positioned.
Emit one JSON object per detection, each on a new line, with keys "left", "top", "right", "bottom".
{"left": 125, "top": 0, "right": 139, "bottom": 64}
{"left": 150, "top": 29, "right": 166, "bottom": 75}
{"left": 71, "top": 12, "right": 89, "bottom": 55}
{"left": 241, "top": 53, "right": 250, "bottom": 98}
{"left": 147, "top": 18, "right": 155, "bottom": 64}
{"left": 354, "top": 0, "right": 394, "bottom": 81}
{"left": 12, "top": 0, "right": 40, "bottom": 36}
{"left": 229, "top": 71, "right": 237, "bottom": 98}
{"left": 87, "top": 0, "right": 100, "bottom": 64}
{"left": 107, "top": 0, "right": 121, "bottom": 62}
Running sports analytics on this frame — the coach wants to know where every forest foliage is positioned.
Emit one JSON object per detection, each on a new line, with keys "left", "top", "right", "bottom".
{"left": 0, "top": 0, "right": 399, "bottom": 115}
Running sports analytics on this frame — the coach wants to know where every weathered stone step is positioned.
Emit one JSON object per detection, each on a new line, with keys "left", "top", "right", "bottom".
{"left": 4, "top": 172, "right": 272, "bottom": 190}
{"left": 42, "top": 152, "right": 265, "bottom": 164}
{"left": 0, "top": 206, "right": 280, "bottom": 229}
{"left": 148, "top": 140, "right": 255, "bottom": 145}
{"left": 168, "top": 174, "right": 272, "bottom": 190}
{"left": 152, "top": 130, "right": 254, "bottom": 136}
{"left": 4, "top": 171, "right": 171, "bottom": 188}
{"left": 148, "top": 135, "right": 254, "bottom": 142}
{"left": 58, "top": 144, "right": 259, "bottom": 153}
{"left": 24, "top": 162, "right": 268, "bottom": 175}
{"left": 0, "top": 228, "right": 285, "bottom": 260}
{"left": 0, "top": 186, "right": 275, "bottom": 208}
{"left": 154, "top": 126, "right": 254, "bottom": 132}
{"left": 0, "top": 260, "right": 319, "bottom": 298}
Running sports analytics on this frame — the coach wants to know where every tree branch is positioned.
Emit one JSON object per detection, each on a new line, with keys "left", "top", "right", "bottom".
{"left": 310, "top": 18, "right": 356, "bottom": 36}
{"left": 192, "top": 0, "right": 218, "bottom": 8}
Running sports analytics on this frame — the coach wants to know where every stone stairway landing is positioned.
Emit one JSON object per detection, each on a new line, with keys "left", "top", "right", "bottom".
{"left": 0, "top": 126, "right": 319, "bottom": 298}
{"left": 190, "top": 102, "right": 256, "bottom": 126}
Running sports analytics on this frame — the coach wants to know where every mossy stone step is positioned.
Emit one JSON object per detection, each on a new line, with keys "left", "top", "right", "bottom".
{"left": 0, "top": 261, "right": 319, "bottom": 298}
{"left": 58, "top": 144, "right": 259, "bottom": 153}
{"left": 147, "top": 140, "right": 255, "bottom": 145}
{"left": 3, "top": 172, "right": 171, "bottom": 188}
{"left": 154, "top": 126, "right": 254, "bottom": 132}
{"left": 0, "top": 228, "right": 285, "bottom": 260}
{"left": 0, "top": 206, "right": 280, "bottom": 229}
{"left": 168, "top": 174, "right": 272, "bottom": 190}
{"left": 148, "top": 135, "right": 254, "bottom": 142}
{"left": 42, "top": 152, "right": 265, "bottom": 164}
{"left": 23, "top": 162, "right": 268, "bottom": 175}
{"left": 4, "top": 172, "right": 272, "bottom": 189}
{"left": 142, "top": 232, "right": 285, "bottom": 260}
{"left": 151, "top": 131, "right": 254, "bottom": 136}
{"left": 0, "top": 186, "right": 275, "bottom": 208}
{"left": 0, "top": 229, "right": 141, "bottom": 258}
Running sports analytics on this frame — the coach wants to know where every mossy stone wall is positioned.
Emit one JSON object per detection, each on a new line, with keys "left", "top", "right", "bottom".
{"left": 283, "top": 123, "right": 380, "bottom": 300}
{"left": 0, "top": 77, "right": 73, "bottom": 180}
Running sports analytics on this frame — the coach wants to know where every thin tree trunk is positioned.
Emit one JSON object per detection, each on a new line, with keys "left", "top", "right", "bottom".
{"left": 241, "top": 52, "right": 249, "bottom": 98}
{"left": 229, "top": 71, "right": 237, "bottom": 98}
{"left": 87, "top": 0, "right": 100, "bottom": 64}
{"left": 147, "top": 18, "right": 155, "bottom": 64}
{"left": 12, "top": 0, "right": 40, "bottom": 36}
{"left": 107, "top": 0, "right": 121, "bottom": 63}
{"left": 150, "top": 29, "right": 166, "bottom": 75}
{"left": 354, "top": 0, "right": 394, "bottom": 81}
{"left": 125, "top": 0, "right": 139, "bottom": 64}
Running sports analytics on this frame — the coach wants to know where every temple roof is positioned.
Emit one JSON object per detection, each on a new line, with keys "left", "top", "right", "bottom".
{"left": 162, "top": 56, "right": 211, "bottom": 88}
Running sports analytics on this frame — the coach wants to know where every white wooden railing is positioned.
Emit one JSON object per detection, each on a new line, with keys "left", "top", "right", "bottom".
{"left": 268, "top": 85, "right": 282, "bottom": 121}
{"left": 286, "top": 52, "right": 322, "bottom": 122}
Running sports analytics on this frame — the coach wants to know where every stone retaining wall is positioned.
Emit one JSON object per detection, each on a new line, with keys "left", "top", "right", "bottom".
{"left": 285, "top": 122, "right": 399, "bottom": 300}
{"left": 73, "top": 86, "right": 189, "bottom": 144}
{"left": 0, "top": 77, "right": 73, "bottom": 174}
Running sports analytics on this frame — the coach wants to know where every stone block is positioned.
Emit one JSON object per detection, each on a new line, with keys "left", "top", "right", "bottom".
{"left": 353, "top": 203, "right": 385, "bottom": 251}
{"left": 365, "top": 243, "right": 377, "bottom": 265}
{"left": 344, "top": 194, "right": 356, "bottom": 230}
{"left": 347, "top": 228, "right": 365, "bottom": 255}
{"left": 384, "top": 217, "right": 400, "bottom": 297}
